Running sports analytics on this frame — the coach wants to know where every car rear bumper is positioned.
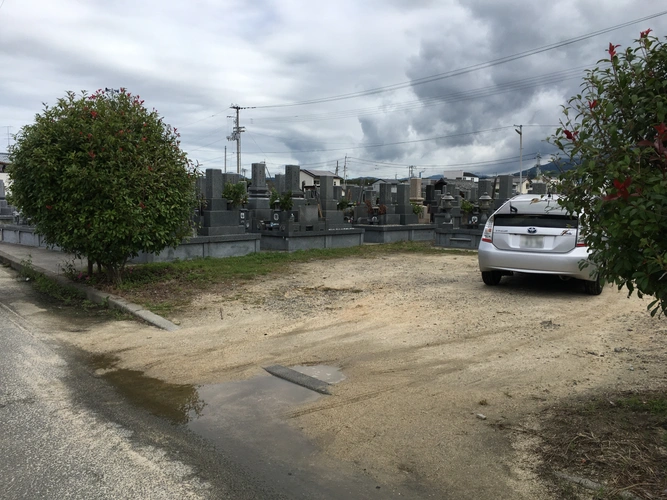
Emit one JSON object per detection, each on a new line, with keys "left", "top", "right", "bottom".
{"left": 478, "top": 241, "right": 598, "bottom": 281}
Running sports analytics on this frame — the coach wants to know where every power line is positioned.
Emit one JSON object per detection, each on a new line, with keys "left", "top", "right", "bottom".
{"left": 249, "top": 65, "right": 598, "bottom": 124}
{"left": 239, "top": 126, "right": 515, "bottom": 155}
{"left": 252, "top": 10, "right": 667, "bottom": 109}
{"left": 347, "top": 152, "right": 539, "bottom": 169}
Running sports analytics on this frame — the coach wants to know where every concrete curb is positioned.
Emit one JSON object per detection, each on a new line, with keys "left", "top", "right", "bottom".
{"left": 263, "top": 365, "right": 331, "bottom": 394}
{"left": 0, "top": 249, "right": 180, "bottom": 332}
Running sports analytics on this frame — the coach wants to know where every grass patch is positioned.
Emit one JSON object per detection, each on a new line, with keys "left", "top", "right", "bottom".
{"left": 537, "top": 389, "right": 667, "bottom": 499}
{"left": 16, "top": 257, "right": 130, "bottom": 320}
{"left": 95, "top": 241, "right": 468, "bottom": 313}
{"left": 19, "top": 258, "right": 87, "bottom": 306}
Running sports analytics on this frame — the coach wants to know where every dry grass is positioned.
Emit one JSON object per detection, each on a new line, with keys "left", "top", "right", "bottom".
{"left": 536, "top": 390, "right": 667, "bottom": 499}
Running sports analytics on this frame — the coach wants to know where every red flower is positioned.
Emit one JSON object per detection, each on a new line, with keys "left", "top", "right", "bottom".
{"left": 88, "top": 151, "right": 96, "bottom": 158}
{"left": 604, "top": 177, "right": 632, "bottom": 201}
{"left": 640, "top": 28, "right": 652, "bottom": 38}
{"left": 119, "top": 147, "right": 123, "bottom": 152}
{"left": 118, "top": 129, "right": 124, "bottom": 135}
{"left": 46, "top": 205, "right": 52, "bottom": 210}
{"left": 87, "top": 133, "right": 92, "bottom": 139}
{"left": 563, "top": 129, "right": 578, "bottom": 141}
{"left": 90, "top": 111, "right": 98, "bottom": 119}
{"left": 139, "top": 202, "right": 146, "bottom": 209}
{"left": 142, "top": 137, "right": 147, "bottom": 142}
{"left": 654, "top": 122, "right": 667, "bottom": 140}
{"left": 608, "top": 43, "right": 620, "bottom": 58}
{"left": 588, "top": 100, "right": 598, "bottom": 110}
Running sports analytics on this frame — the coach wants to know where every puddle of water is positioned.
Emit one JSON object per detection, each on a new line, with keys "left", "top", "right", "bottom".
{"left": 84, "top": 360, "right": 413, "bottom": 498}
{"left": 87, "top": 353, "right": 205, "bottom": 425}
{"left": 86, "top": 356, "right": 344, "bottom": 431}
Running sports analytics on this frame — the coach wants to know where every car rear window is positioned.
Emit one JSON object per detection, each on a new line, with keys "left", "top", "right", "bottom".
{"left": 494, "top": 214, "right": 578, "bottom": 228}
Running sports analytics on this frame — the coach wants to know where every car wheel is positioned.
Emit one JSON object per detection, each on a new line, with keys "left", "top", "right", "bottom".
{"left": 482, "top": 271, "right": 502, "bottom": 286}
{"left": 583, "top": 276, "right": 603, "bottom": 295}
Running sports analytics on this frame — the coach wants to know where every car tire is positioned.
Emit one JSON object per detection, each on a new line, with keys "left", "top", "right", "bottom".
{"left": 583, "top": 276, "right": 603, "bottom": 295}
{"left": 482, "top": 271, "right": 502, "bottom": 286}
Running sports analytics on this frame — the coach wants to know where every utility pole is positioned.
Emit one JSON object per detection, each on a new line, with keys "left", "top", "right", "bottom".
{"left": 335, "top": 160, "right": 339, "bottom": 177}
{"left": 514, "top": 124, "right": 523, "bottom": 194}
{"left": 224, "top": 146, "right": 227, "bottom": 173}
{"left": 343, "top": 155, "right": 347, "bottom": 188}
{"left": 227, "top": 104, "right": 255, "bottom": 175}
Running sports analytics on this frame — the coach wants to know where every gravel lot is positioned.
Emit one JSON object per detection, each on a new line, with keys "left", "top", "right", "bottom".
{"left": 45, "top": 251, "right": 667, "bottom": 499}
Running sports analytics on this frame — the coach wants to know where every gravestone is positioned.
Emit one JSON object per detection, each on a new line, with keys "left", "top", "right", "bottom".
{"left": 198, "top": 168, "right": 245, "bottom": 236}
{"left": 248, "top": 163, "right": 269, "bottom": 198}
{"left": 498, "top": 175, "right": 514, "bottom": 200}
{"left": 347, "top": 185, "right": 361, "bottom": 203}
{"left": 478, "top": 179, "right": 493, "bottom": 198}
{"left": 0, "top": 180, "right": 13, "bottom": 220}
{"left": 531, "top": 182, "right": 548, "bottom": 195}
{"left": 379, "top": 184, "right": 393, "bottom": 206}
{"left": 377, "top": 183, "right": 399, "bottom": 223}
{"left": 222, "top": 173, "right": 241, "bottom": 187}
{"left": 285, "top": 165, "right": 303, "bottom": 198}
{"left": 274, "top": 174, "right": 285, "bottom": 195}
{"left": 409, "top": 178, "right": 423, "bottom": 202}
{"left": 247, "top": 163, "right": 271, "bottom": 227}
{"left": 425, "top": 185, "right": 435, "bottom": 205}
{"left": 319, "top": 175, "right": 343, "bottom": 225}
{"left": 205, "top": 168, "right": 222, "bottom": 200}
{"left": 396, "top": 184, "right": 418, "bottom": 224}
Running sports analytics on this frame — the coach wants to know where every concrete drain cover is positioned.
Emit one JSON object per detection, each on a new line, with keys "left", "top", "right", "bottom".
{"left": 263, "top": 365, "right": 331, "bottom": 395}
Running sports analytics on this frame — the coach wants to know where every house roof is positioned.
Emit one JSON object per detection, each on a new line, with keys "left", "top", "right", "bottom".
{"left": 0, "top": 153, "right": 9, "bottom": 165}
{"left": 373, "top": 178, "right": 402, "bottom": 185}
{"left": 442, "top": 170, "right": 479, "bottom": 179}
{"left": 301, "top": 168, "right": 343, "bottom": 180}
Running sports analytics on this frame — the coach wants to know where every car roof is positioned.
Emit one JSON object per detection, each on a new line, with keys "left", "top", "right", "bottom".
{"left": 495, "top": 194, "right": 574, "bottom": 216}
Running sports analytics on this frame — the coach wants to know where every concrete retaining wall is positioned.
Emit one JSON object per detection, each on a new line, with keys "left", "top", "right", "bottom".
{"left": 1, "top": 225, "right": 52, "bottom": 248}
{"left": 434, "top": 227, "right": 483, "bottom": 250}
{"left": 0, "top": 225, "right": 261, "bottom": 262}
{"left": 359, "top": 224, "right": 435, "bottom": 244}
{"left": 260, "top": 228, "right": 365, "bottom": 251}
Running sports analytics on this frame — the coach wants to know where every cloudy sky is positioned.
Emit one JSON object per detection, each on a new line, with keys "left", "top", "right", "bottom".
{"left": 1, "top": 0, "right": 666, "bottom": 180}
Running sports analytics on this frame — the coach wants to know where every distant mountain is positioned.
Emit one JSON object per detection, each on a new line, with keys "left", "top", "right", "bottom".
{"left": 512, "top": 158, "right": 578, "bottom": 178}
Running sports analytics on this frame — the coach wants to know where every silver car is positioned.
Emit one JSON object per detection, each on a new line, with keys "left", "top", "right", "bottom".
{"left": 477, "top": 194, "right": 602, "bottom": 295}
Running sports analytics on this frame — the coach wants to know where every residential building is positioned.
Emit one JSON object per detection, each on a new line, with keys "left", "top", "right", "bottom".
{"left": 442, "top": 170, "right": 479, "bottom": 183}
{"left": 300, "top": 169, "right": 343, "bottom": 188}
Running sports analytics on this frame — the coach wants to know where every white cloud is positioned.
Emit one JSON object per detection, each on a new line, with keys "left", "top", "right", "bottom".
{"left": 1, "top": 0, "right": 666, "bottom": 178}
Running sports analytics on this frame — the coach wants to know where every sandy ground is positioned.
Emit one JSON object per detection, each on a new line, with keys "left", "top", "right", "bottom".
{"left": 36, "top": 252, "right": 667, "bottom": 499}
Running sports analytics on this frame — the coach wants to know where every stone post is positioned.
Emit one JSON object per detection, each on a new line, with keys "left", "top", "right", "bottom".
{"left": 285, "top": 165, "right": 303, "bottom": 198}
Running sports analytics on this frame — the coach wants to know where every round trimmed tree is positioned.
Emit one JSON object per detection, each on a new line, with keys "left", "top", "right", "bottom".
{"left": 8, "top": 89, "right": 198, "bottom": 284}
{"left": 551, "top": 31, "right": 667, "bottom": 315}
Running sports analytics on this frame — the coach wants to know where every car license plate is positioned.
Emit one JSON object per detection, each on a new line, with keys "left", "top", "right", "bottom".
{"left": 521, "top": 235, "right": 544, "bottom": 249}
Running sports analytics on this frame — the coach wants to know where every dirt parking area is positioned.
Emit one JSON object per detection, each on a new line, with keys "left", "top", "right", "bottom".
{"left": 50, "top": 251, "right": 667, "bottom": 499}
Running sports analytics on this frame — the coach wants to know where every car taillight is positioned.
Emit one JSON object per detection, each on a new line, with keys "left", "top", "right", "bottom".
{"left": 576, "top": 227, "right": 586, "bottom": 247}
{"left": 482, "top": 216, "right": 494, "bottom": 243}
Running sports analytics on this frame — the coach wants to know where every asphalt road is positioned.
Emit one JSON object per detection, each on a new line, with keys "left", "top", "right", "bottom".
{"left": 0, "top": 265, "right": 282, "bottom": 500}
